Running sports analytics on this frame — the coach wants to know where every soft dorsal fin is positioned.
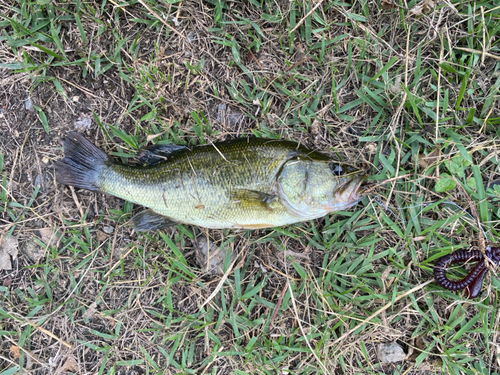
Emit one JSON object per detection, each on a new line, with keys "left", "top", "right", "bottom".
{"left": 135, "top": 143, "right": 188, "bottom": 165}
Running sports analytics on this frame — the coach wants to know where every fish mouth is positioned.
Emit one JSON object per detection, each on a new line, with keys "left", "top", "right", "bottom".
{"left": 353, "top": 175, "right": 375, "bottom": 199}
{"left": 349, "top": 174, "right": 368, "bottom": 201}
{"left": 337, "top": 174, "right": 368, "bottom": 203}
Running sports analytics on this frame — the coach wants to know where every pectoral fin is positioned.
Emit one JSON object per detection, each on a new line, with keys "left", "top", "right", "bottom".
{"left": 132, "top": 209, "right": 177, "bottom": 231}
{"left": 229, "top": 189, "right": 276, "bottom": 211}
{"left": 136, "top": 144, "right": 188, "bottom": 165}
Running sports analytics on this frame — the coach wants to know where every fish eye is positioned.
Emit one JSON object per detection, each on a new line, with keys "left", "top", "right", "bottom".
{"left": 330, "top": 164, "right": 344, "bottom": 176}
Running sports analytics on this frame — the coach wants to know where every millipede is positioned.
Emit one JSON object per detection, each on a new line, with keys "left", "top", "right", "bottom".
{"left": 433, "top": 246, "right": 500, "bottom": 298}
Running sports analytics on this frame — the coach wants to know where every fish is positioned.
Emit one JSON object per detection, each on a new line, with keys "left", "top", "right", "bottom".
{"left": 55, "top": 132, "right": 367, "bottom": 231}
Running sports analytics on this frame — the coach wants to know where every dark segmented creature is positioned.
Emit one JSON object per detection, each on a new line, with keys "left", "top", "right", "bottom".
{"left": 433, "top": 246, "right": 500, "bottom": 298}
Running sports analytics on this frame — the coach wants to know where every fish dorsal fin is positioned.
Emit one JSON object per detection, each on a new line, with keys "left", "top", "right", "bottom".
{"left": 229, "top": 189, "right": 276, "bottom": 211}
{"left": 135, "top": 143, "right": 188, "bottom": 165}
{"left": 132, "top": 209, "right": 178, "bottom": 231}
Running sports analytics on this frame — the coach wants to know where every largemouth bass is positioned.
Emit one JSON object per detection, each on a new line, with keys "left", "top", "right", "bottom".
{"left": 56, "top": 132, "right": 366, "bottom": 231}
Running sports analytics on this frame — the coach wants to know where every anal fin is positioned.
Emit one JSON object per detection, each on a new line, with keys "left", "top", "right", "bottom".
{"left": 132, "top": 209, "right": 177, "bottom": 232}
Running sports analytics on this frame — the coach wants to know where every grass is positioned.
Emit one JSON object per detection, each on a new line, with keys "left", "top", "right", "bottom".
{"left": 1, "top": 0, "right": 500, "bottom": 373}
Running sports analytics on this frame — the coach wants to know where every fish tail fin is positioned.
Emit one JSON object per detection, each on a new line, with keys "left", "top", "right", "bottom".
{"left": 55, "top": 132, "right": 108, "bottom": 192}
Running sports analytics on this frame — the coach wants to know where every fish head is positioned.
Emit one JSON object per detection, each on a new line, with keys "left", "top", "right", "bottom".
{"left": 277, "top": 158, "right": 366, "bottom": 220}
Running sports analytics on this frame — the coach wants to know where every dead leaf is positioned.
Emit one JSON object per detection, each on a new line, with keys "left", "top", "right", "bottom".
{"left": 364, "top": 143, "right": 377, "bottom": 155}
{"left": 381, "top": 0, "right": 398, "bottom": 9}
{"left": 21, "top": 239, "right": 45, "bottom": 263}
{"left": 283, "top": 249, "right": 311, "bottom": 261}
{"left": 422, "top": 0, "right": 435, "bottom": 11}
{"left": 381, "top": 266, "right": 393, "bottom": 292}
{"left": 311, "top": 119, "right": 320, "bottom": 136}
{"left": 409, "top": 4, "right": 424, "bottom": 16}
{"left": 389, "top": 75, "right": 402, "bottom": 94}
{"left": 0, "top": 236, "right": 18, "bottom": 271}
{"left": 196, "top": 236, "right": 237, "bottom": 275}
{"left": 95, "top": 230, "right": 108, "bottom": 243}
{"left": 3, "top": 276, "right": 12, "bottom": 286}
{"left": 409, "top": 0, "right": 435, "bottom": 16}
{"left": 381, "top": 266, "right": 392, "bottom": 281}
{"left": 407, "top": 335, "right": 429, "bottom": 362}
{"left": 146, "top": 131, "right": 166, "bottom": 142}
{"left": 58, "top": 355, "right": 78, "bottom": 373}
{"left": 10, "top": 345, "right": 20, "bottom": 359}
{"left": 417, "top": 149, "right": 441, "bottom": 169}
{"left": 37, "top": 228, "right": 59, "bottom": 248}
{"left": 82, "top": 302, "right": 97, "bottom": 320}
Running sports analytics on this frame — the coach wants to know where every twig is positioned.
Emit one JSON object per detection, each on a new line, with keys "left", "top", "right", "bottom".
{"left": 57, "top": 76, "right": 102, "bottom": 99}
{"left": 136, "top": 0, "right": 186, "bottom": 40}
{"left": 25, "top": 321, "right": 73, "bottom": 349}
{"left": 200, "top": 253, "right": 239, "bottom": 310}
{"left": 479, "top": 102, "right": 496, "bottom": 134}
{"left": 454, "top": 47, "right": 500, "bottom": 61}
{"left": 247, "top": 50, "right": 264, "bottom": 70}
{"left": 270, "top": 284, "right": 288, "bottom": 323}
{"left": 104, "top": 246, "right": 136, "bottom": 278}
{"left": 69, "top": 186, "right": 84, "bottom": 219}
{"left": 362, "top": 174, "right": 412, "bottom": 195}
{"left": 285, "top": 56, "right": 312, "bottom": 72}
{"left": 481, "top": 6, "right": 486, "bottom": 65}
{"left": 290, "top": 0, "right": 325, "bottom": 33}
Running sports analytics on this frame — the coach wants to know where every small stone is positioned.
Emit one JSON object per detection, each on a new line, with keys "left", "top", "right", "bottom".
{"left": 74, "top": 117, "right": 92, "bottom": 131}
{"left": 42, "top": 156, "right": 49, "bottom": 164}
{"left": 377, "top": 342, "right": 406, "bottom": 363}
{"left": 34, "top": 174, "right": 42, "bottom": 186}
{"left": 25, "top": 97, "right": 34, "bottom": 112}
{"left": 195, "top": 236, "right": 236, "bottom": 275}
{"left": 103, "top": 226, "right": 114, "bottom": 234}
